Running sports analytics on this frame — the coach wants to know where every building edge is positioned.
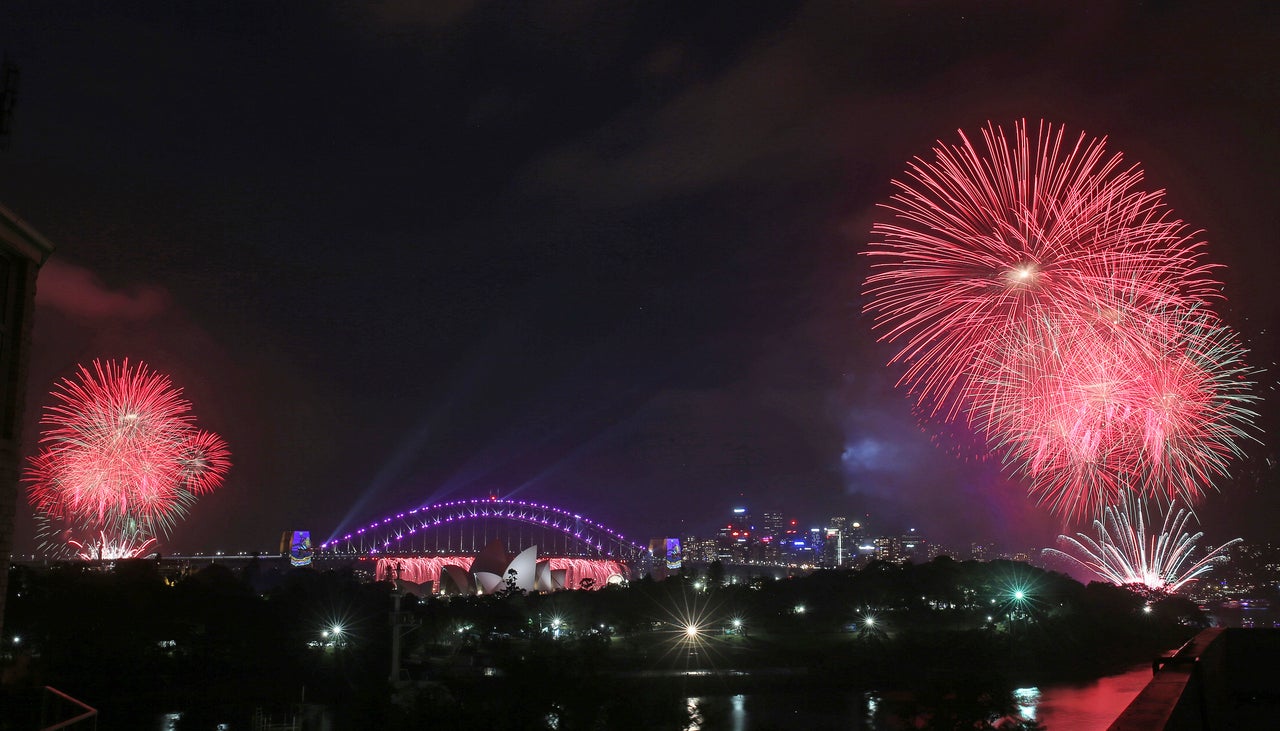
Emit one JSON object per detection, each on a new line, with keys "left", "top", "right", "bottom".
{"left": 0, "top": 202, "right": 53, "bottom": 639}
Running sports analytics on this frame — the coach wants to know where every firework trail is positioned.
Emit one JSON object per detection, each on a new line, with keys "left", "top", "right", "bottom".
{"left": 864, "top": 120, "right": 1258, "bottom": 520}
{"left": 25, "top": 359, "right": 230, "bottom": 556}
{"left": 1045, "top": 497, "right": 1239, "bottom": 593}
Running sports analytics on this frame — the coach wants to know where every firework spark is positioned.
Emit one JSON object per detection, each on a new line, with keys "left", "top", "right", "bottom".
{"left": 25, "top": 359, "right": 230, "bottom": 555}
{"left": 969, "top": 307, "right": 1258, "bottom": 517}
{"left": 864, "top": 120, "right": 1257, "bottom": 519}
{"left": 864, "top": 120, "right": 1219, "bottom": 419}
{"left": 1044, "top": 498, "right": 1239, "bottom": 593}
{"left": 66, "top": 531, "right": 158, "bottom": 561}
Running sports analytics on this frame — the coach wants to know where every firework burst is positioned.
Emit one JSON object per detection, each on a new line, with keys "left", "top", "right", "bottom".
{"left": 969, "top": 307, "right": 1259, "bottom": 517}
{"left": 864, "top": 120, "right": 1258, "bottom": 520}
{"left": 864, "top": 120, "right": 1219, "bottom": 419}
{"left": 1044, "top": 498, "right": 1239, "bottom": 593}
{"left": 25, "top": 359, "right": 231, "bottom": 556}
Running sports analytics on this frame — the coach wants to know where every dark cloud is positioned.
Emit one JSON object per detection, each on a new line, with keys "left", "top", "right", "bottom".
{"left": 36, "top": 259, "right": 169, "bottom": 321}
{"left": 364, "top": 0, "right": 484, "bottom": 29}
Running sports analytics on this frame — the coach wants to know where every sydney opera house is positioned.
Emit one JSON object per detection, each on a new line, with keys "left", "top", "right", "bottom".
{"left": 373, "top": 540, "right": 628, "bottom": 595}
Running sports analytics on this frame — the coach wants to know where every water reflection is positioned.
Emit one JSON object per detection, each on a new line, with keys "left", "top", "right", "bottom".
{"left": 685, "top": 697, "right": 703, "bottom": 731}
{"left": 685, "top": 695, "right": 747, "bottom": 731}
{"left": 1028, "top": 664, "right": 1152, "bottom": 730}
{"left": 679, "top": 664, "right": 1154, "bottom": 729}
{"left": 1013, "top": 686, "right": 1041, "bottom": 722}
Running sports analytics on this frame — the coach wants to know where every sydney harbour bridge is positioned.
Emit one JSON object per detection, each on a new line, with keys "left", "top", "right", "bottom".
{"left": 316, "top": 497, "right": 651, "bottom": 591}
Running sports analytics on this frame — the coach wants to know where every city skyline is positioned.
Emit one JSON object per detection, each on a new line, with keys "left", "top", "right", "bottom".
{"left": 1, "top": 2, "right": 1276, "bottom": 556}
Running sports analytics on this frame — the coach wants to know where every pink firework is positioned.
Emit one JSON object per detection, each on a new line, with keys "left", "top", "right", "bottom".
{"left": 865, "top": 121, "right": 1257, "bottom": 521}
{"left": 864, "top": 120, "right": 1219, "bottom": 419}
{"left": 971, "top": 308, "right": 1257, "bottom": 518}
{"left": 25, "top": 360, "right": 231, "bottom": 545}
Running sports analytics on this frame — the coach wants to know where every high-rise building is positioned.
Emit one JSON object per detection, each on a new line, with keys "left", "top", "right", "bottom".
{"left": 760, "top": 510, "right": 784, "bottom": 543}
{"left": 874, "top": 536, "right": 905, "bottom": 563}
{"left": 715, "top": 506, "right": 755, "bottom": 562}
{"left": 821, "top": 528, "right": 842, "bottom": 567}
{"left": 901, "top": 528, "right": 928, "bottom": 563}
{"left": 778, "top": 519, "right": 805, "bottom": 563}
{"left": 847, "top": 520, "right": 867, "bottom": 546}
{"left": 684, "top": 536, "right": 719, "bottom": 563}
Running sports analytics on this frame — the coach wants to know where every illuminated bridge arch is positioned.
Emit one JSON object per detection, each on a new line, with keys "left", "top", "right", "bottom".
{"left": 320, "top": 498, "right": 646, "bottom": 561}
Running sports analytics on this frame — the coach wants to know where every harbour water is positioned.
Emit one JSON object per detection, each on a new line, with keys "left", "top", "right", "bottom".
{"left": 153, "top": 664, "right": 1157, "bottom": 729}
{"left": 678, "top": 663, "right": 1154, "bottom": 730}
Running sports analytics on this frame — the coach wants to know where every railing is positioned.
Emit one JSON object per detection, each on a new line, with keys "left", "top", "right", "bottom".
{"left": 1109, "top": 628, "right": 1280, "bottom": 730}
{"left": 39, "top": 686, "right": 97, "bottom": 730}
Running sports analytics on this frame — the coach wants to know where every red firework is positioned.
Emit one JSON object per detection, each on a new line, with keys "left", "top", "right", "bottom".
{"left": 864, "top": 120, "right": 1219, "bottom": 419}
{"left": 25, "top": 360, "right": 231, "bottom": 546}
{"left": 865, "top": 121, "right": 1257, "bottom": 521}
{"left": 968, "top": 308, "right": 1256, "bottom": 518}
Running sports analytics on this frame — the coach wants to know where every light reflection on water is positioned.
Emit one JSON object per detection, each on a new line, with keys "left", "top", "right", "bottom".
{"left": 681, "top": 664, "right": 1154, "bottom": 729}
{"left": 1027, "top": 664, "right": 1153, "bottom": 730}
{"left": 1013, "top": 686, "right": 1041, "bottom": 721}
{"left": 685, "top": 696, "right": 748, "bottom": 731}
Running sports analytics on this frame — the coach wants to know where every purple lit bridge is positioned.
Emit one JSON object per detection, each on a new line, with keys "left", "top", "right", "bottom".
{"left": 319, "top": 498, "right": 650, "bottom": 589}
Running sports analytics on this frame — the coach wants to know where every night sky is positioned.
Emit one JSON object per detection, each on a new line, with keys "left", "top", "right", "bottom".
{"left": 1, "top": 1, "right": 1276, "bottom": 556}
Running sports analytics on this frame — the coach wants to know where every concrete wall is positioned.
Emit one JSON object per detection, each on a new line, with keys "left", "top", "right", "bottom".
{"left": 0, "top": 205, "right": 53, "bottom": 638}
